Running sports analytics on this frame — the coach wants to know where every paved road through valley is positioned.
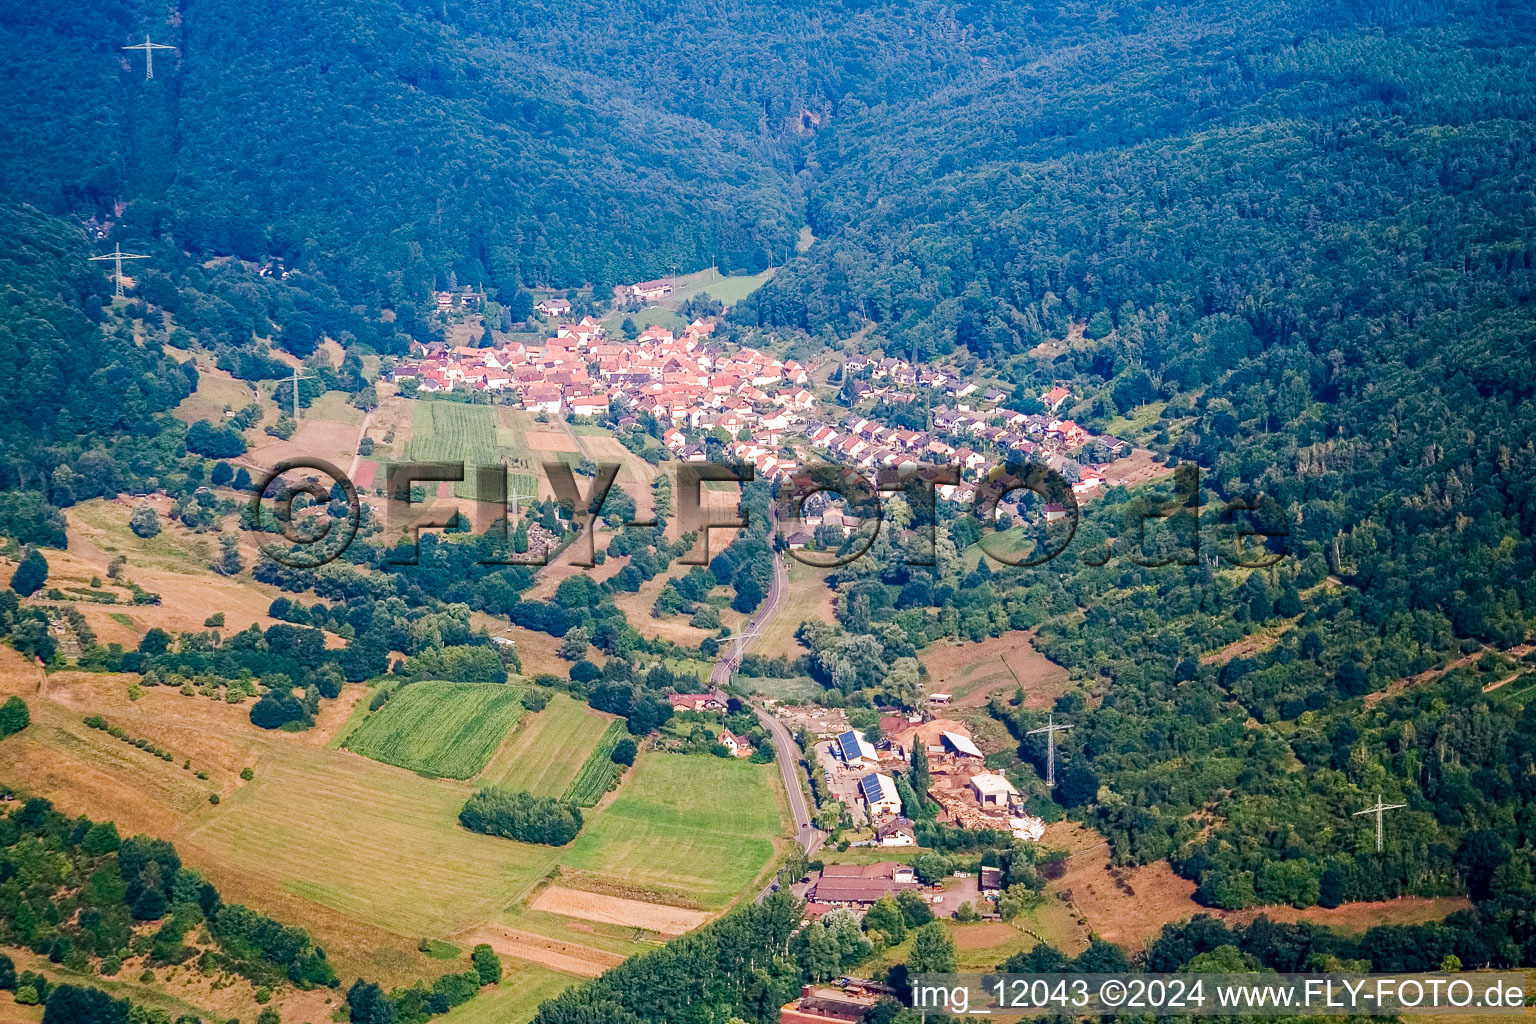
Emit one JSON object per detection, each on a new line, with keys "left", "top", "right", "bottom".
{"left": 708, "top": 536, "right": 826, "bottom": 884}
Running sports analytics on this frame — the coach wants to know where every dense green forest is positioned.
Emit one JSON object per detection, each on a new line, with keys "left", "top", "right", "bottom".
{"left": 0, "top": 204, "right": 195, "bottom": 501}
{"left": 735, "top": 0, "right": 1536, "bottom": 645}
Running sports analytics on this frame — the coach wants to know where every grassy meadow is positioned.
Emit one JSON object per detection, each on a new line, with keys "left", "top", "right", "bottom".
{"left": 561, "top": 752, "right": 786, "bottom": 909}
{"left": 342, "top": 681, "right": 525, "bottom": 779}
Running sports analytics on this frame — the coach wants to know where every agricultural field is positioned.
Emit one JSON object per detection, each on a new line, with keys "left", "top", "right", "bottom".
{"left": 245, "top": 390, "right": 368, "bottom": 472}
{"left": 53, "top": 501, "right": 293, "bottom": 647}
{"left": 342, "top": 682, "right": 526, "bottom": 779}
{"left": 186, "top": 739, "right": 564, "bottom": 944}
{"left": 751, "top": 558, "right": 835, "bottom": 659}
{"left": 661, "top": 268, "right": 773, "bottom": 307}
{"left": 170, "top": 357, "right": 261, "bottom": 428}
{"left": 483, "top": 693, "right": 615, "bottom": 796}
{"left": 562, "top": 720, "right": 628, "bottom": 806}
{"left": 437, "top": 961, "right": 583, "bottom": 1024}
{"left": 560, "top": 752, "right": 787, "bottom": 910}
{"left": 921, "top": 630, "right": 1072, "bottom": 711}
{"left": 403, "top": 401, "right": 537, "bottom": 502}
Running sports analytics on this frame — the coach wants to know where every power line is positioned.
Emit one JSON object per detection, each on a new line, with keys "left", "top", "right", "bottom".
{"left": 122, "top": 34, "right": 176, "bottom": 79}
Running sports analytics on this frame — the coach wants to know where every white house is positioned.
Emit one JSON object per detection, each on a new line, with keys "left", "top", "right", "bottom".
{"left": 718, "top": 730, "right": 752, "bottom": 758}
{"left": 860, "top": 773, "right": 902, "bottom": 817}
{"left": 875, "top": 818, "right": 917, "bottom": 847}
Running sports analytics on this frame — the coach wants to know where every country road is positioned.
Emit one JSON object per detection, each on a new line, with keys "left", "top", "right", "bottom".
{"left": 708, "top": 539, "right": 826, "bottom": 871}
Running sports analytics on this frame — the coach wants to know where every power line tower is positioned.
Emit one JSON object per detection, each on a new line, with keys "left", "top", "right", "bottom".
{"left": 1027, "top": 713, "right": 1073, "bottom": 788}
{"left": 1354, "top": 794, "right": 1406, "bottom": 853}
{"left": 285, "top": 366, "right": 315, "bottom": 423}
{"left": 88, "top": 246, "right": 149, "bottom": 298}
{"left": 123, "top": 35, "right": 176, "bottom": 79}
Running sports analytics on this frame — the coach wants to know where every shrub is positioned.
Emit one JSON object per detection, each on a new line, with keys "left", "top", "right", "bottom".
{"left": 130, "top": 502, "right": 162, "bottom": 539}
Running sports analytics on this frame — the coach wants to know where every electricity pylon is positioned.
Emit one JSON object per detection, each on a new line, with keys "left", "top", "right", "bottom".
{"left": 1354, "top": 794, "right": 1406, "bottom": 853}
{"left": 286, "top": 366, "right": 314, "bottom": 422}
{"left": 89, "top": 247, "right": 149, "bottom": 298}
{"left": 123, "top": 35, "right": 176, "bottom": 79}
{"left": 1027, "top": 713, "right": 1072, "bottom": 788}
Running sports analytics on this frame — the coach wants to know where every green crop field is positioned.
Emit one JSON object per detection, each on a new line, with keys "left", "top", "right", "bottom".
{"left": 404, "top": 401, "right": 537, "bottom": 502}
{"left": 561, "top": 752, "right": 786, "bottom": 909}
{"left": 485, "top": 693, "right": 614, "bottom": 796}
{"left": 562, "top": 720, "right": 627, "bottom": 806}
{"left": 342, "top": 682, "right": 525, "bottom": 779}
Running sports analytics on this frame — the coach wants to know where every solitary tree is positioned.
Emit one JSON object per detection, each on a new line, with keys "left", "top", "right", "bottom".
{"left": 214, "top": 534, "right": 243, "bottom": 576}
{"left": 471, "top": 944, "right": 502, "bottom": 986}
{"left": 130, "top": 502, "right": 161, "bottom": 538}
{"left": 906, "top": 922, "right": 957, "bottom": 975}
{"left": 0, "top": 696, "right": 29, "bottom": 737}
{"left": 9, "top": 549, "right": 48, "bottom": 596}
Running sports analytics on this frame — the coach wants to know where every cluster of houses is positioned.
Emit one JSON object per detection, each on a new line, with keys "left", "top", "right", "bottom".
{"left": 805, "top": 389, "right": 1128, "bottom": 506}
{"left": 434, "top": 286, "right": 482, "bottom": 311}
{"left": 392, "top": 316, "right": 823, "bottom": 468}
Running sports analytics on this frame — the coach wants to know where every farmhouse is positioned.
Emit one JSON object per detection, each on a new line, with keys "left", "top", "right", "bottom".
{"left": 780, "top": 983, "right": 887, "bottom": 1024}
{"left": 630, "top": 278, "right": 673, "bottom": 301}
{"left": 670, "top": 692, "right": 728, "bottom": 712}
{"left": 718, "top": 730, "right": 752, "bottom": 758}
{"left": 858, "top": 772, "right": 902, "bottom": 818}
{"left": 874, "top": 817, "right": 917, "bottom": 847}
{"left": 808, "top": 862, "right": 918, "bottom": 905}
{"left": 536, "top": 297, "right": 572, "bottom": 317}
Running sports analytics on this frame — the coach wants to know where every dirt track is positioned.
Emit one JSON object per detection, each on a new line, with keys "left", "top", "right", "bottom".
{"left": 454, "top": 924, "right": 624, "bottom": 978}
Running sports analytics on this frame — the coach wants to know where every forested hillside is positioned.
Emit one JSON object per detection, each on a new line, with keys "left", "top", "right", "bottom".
{"left": 0, "top": 0, "right": 807, "bottom": 308}
{"left": 0, "top": 203, "right": 195, "bottom": 513}
{"left": 738, "top": 0, "right": 1536, "bottom": 644}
